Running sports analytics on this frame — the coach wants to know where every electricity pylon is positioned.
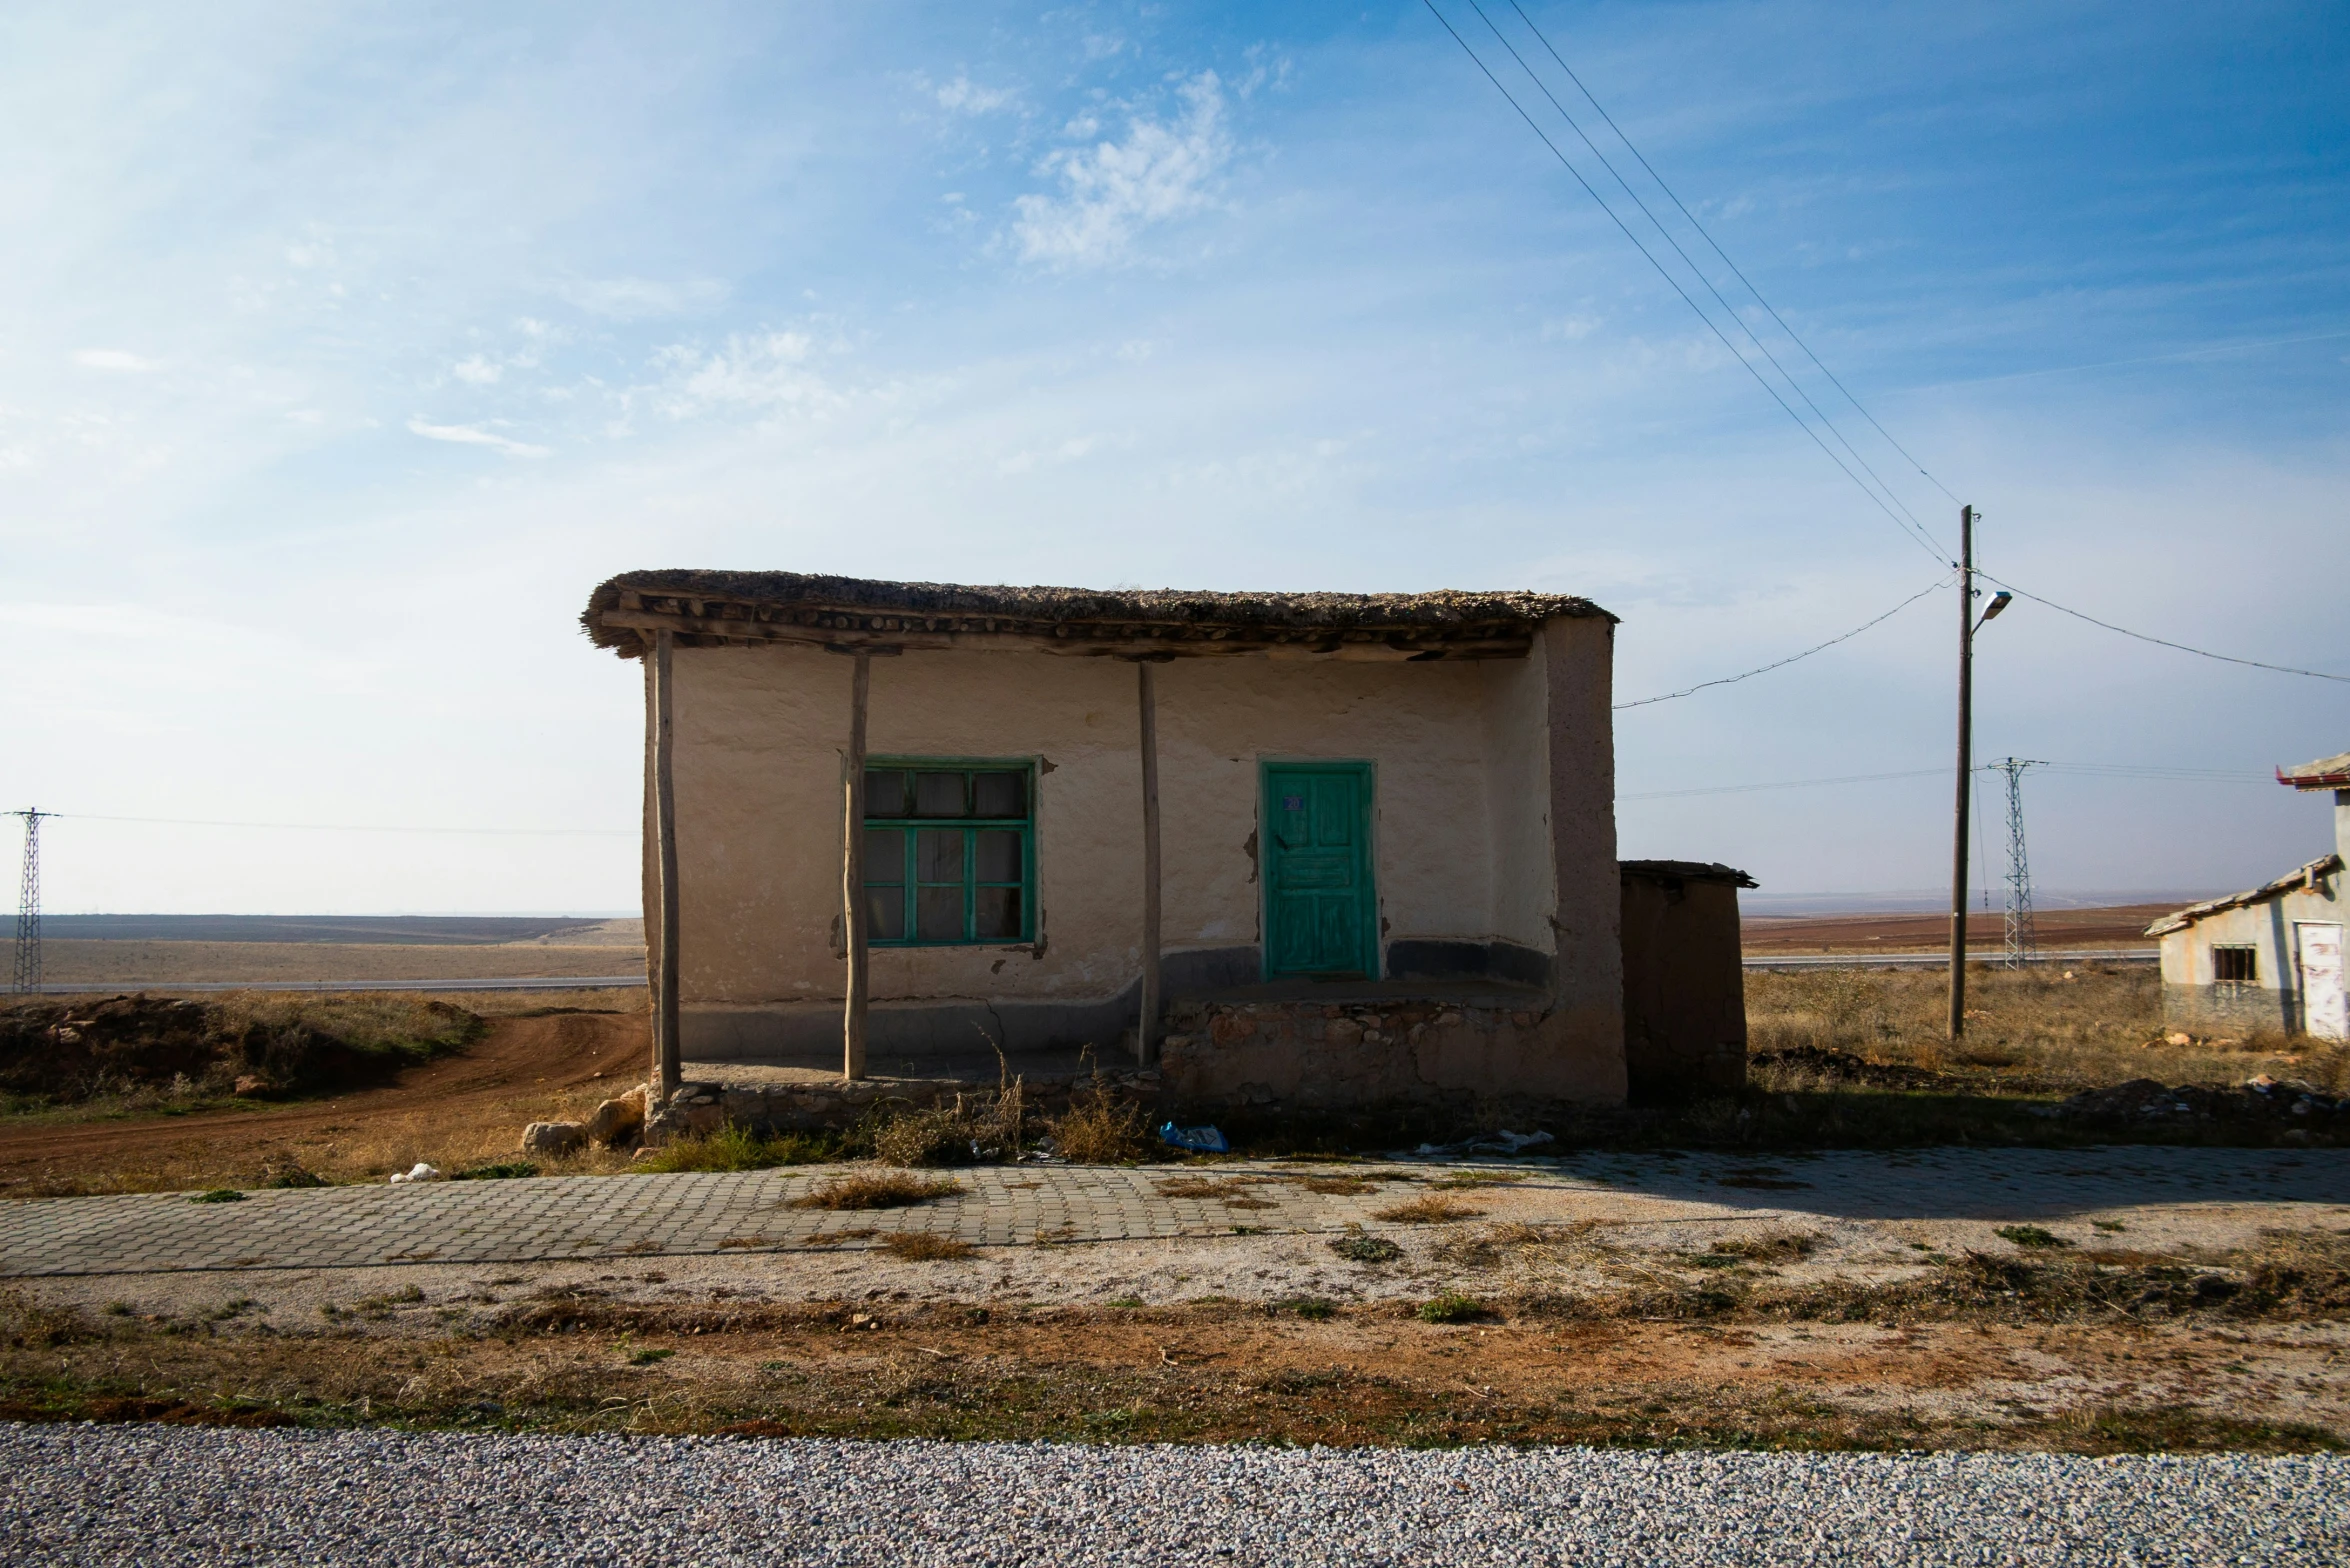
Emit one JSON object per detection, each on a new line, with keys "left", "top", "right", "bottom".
{"left": 11, "top": 809, "right": 49, "bottom": 994}
{"left": 1991, "top": 761, "right": 2041, "bottom": 969}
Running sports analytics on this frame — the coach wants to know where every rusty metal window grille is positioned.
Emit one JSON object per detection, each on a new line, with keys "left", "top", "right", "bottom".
{"left": 861, "top": 761, "right": 1033, "bottom": 946}
{"left": 2213, "top": 946, "right": 2257, "bottom": 984}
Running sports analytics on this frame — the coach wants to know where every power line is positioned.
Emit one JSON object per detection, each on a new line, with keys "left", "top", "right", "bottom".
{"left": 60, "top": 813, "right": 632, "bottom": 838}
{"left": 1468, "top": 0, "right": 1940, "bottom": 545}
{"left": 1419, "top": 0, "right": 1950, "bottom": 566}
{"left": 1614, "top": 573, "right": 1951, "bottom": 709}
{"left": 1980, "top": 575, "right": 2350, "bottom": 683}
{"left": 1504, "top": 0, "right": 1965, "bottom": 511}
{"left": 1622, "top": 768, "right": 1944, "bottom": 802}
{"left": 1622, "top": 758, "right": 2277, "bottom": 803}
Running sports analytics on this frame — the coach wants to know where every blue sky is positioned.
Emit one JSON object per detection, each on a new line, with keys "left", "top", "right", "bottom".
{"left": 3, "top": 0, "right": 2344, "bottom": 914}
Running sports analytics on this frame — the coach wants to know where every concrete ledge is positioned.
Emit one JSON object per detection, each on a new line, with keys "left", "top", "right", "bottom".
{"left": 1161, "top": 996, "right": 1625, "bottom": 1112}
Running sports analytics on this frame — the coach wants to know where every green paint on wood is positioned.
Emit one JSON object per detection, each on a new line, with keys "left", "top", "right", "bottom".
{"left": 862, "top": 761, "right": 1034, "bottom": 946}
{"left": 1261, "top": 761, "right": 1378, "bottom": 979}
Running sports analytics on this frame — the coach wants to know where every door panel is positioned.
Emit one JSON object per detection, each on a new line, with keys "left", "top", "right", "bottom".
{"left": 1262, "top": 763, "right": 1376, "bottom": 978}
{"left": 2298, "top": 922, "right": 2347, "bottom": 1042}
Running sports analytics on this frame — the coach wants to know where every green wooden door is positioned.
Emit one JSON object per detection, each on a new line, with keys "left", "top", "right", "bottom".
{"left": 1261, "top": 762, "right": 1378, "bottom": 979}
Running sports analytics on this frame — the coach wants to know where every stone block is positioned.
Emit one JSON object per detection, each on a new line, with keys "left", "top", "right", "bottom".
{"left": 520, "top": 1121, "right": 586, "bottom": 1157}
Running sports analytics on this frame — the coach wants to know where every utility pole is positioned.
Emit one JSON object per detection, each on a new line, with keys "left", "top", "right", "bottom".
{"left": 1947, "top": 505, "right": 1975, "bottom": 1040}
{"left": 1996, "top": 758, "right": 2042, "bottom": 969}
{"left": 11, "top": 809, "right": 49, "bottom": 995}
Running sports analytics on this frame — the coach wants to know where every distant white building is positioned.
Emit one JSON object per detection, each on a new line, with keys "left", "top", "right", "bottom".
{"left": 2148, "top": 749, "right": 2348, "bottom": 1040}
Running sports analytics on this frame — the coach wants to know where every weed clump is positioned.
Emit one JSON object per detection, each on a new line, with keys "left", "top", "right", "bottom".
{"left": 786, "top": 1171, "right": 963, "bottom": 1211}
{"left": 1328, "top": 1233, "right": 1403, "bottom": 1263}
{"left": 1046, "top": 1085, "right": 1154, "bottom": 1164}
{"left": 1272, "top": 1297, "right": 1337, "bottom": 1320}
{"left": 637, "top": 1125, "right": 838, "bottom": 1174}
{"left": 1417, "top": 1291, "right": 1490, "bottom": 1324}
{"left": 261, "top": 1159, "right": 328, "bottom": 1189}
{"left": 451, "top": 1162, "right": 539, "bottom": 1182}
{"left": 1374, "top": 1194, "right": 1484, "bottom": 1225}
{"left": 188, "top": 1188, "right": 245, "bottom": 1204}
{"left": 1998, "top": 1225, "right": 2071, "bottom": 1250}
{"left": 881, "top": 1231, "right": 977, "bottom": 1261}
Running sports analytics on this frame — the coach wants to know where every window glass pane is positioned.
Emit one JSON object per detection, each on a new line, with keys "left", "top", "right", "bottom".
{"left": 916, "top": 886, "right": 965, "bottom": 941}
{"left": 864, "top": 770, "right": 909, "bottom": 817}
{"left": 972, "top": 771, "right": 1026, "bottom": 818}
{"left": 974, "top": 886, "right": 1022, "bottom": 940}
{"left": 866, "top": 887, "right": 905, "bottom": 941}
{"left": 913, "top": 772, "right": 968, "bottom": 817}
{"left": 861, "top": 829, "right": 905, "bottom": 883}
{"left": 915, "top": 828, "right": 964, "bottom": 883}
{"left": 975, "top": 830, "right": 1022, "bottom": 884}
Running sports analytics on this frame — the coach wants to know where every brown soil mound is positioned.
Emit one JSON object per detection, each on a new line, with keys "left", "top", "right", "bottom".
{"left": 0, "top": 994, "right": 479, "bottom": 1101}
{"left": 0, "top": 1010, "right": 647, "bottom": 1190}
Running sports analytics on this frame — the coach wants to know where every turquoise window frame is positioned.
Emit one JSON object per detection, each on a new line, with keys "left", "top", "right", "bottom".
{"left": 861, "top": 756, "right": 1037, "bottom": 947}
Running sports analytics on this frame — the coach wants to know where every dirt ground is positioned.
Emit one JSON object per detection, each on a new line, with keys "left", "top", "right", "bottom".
{"left": 39, "top": 941, "right": 644, "bottom": 985}
{"left": 8, "top": 1220, "right": 2347, "bottom": 1451}
{"left": 0, "top": 1004, "right": 650, "bottom": 1196}
{"left": 7, "top": 967, "right": 2350, "bottom": 1451}
{"left": 1742, "top": 904, "right": 2175, "bottom": 954}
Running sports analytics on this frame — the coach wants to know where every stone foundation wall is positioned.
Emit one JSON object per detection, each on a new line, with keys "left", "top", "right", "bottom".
{"left": 1157, "top": 996, "right": 1624, "bottom": 1115}
{"left": 2162, "top": 982, "right": 2300, "bottom": 1037}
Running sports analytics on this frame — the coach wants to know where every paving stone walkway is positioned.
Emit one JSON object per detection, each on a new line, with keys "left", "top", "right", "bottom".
{"left": 1, "top": 1146, "right": 2344, "bottom": 1279}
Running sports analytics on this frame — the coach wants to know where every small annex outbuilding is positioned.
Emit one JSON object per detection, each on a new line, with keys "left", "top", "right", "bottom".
{"left": 2147, "top": 748, "right": 2348, "bottom": 1041}
{"left": 581, "top": 569, "right": 1744, "bottom": 1120}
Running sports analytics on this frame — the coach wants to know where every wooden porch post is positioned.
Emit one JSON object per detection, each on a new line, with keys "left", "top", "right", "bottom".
{"left": 841, "top": 650, "right": 872, "bottom": 1082}
{"left": 651, "top": 629, "right": 682, "bottom": 1100}
{"left": 1137, "top": 660, "right": 1162, "bottom": 1065}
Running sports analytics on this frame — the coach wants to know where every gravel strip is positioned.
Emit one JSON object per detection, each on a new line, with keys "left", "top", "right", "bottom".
{"left": 5, "top": 1423, "right": 2344, "bottom": 1565}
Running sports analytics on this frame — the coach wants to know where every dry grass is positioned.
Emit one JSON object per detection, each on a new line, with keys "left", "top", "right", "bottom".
{"left": 635, "top": 1125, "right": 838, "bottom": 1173}
{"left": 784, "top": 1171, "right": 963, "bottom": 1211}
{"left": 1745, "top": 966, "right": 2349, "bottom": 1096}
{"left": 1044, "top": 1085, "right": 1155, "bottom": 1164}
{"left": 1373, "top": 1194, "right": 1485, "bottom": 1225}
{"left": 1298, "top": 1174, "right": 1384, "bottom": 1195}
{"left": 880, "top": 1232, "right": 977, "bottom": 1261}
{"left": 1154, "top": 1175, "right": 1283, "bottom": 1210}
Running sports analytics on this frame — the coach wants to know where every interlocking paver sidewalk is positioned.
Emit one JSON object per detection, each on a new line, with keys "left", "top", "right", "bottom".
{"left": 2, "top": 1147, "right": 2344, "bottom": 1278}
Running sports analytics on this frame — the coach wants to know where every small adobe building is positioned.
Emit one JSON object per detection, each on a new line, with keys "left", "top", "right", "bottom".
{"left": 2148, "top": 748, "right": 2349, "bottom": 1041}
{"left": 581, "top": 570, "right": 1748, "bottom": 1119}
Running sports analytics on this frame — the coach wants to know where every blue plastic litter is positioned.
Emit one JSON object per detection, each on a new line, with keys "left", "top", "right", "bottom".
{"left": 1158, "top": 1120, "right": 1229, "bottom": 1154}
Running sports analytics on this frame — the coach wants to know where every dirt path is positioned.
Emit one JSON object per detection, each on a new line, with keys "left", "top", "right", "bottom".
{"left": 0, "top": 1012, "right": 648, "bottom": 1191}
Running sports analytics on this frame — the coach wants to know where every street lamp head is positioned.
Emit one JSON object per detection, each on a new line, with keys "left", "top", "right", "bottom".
{"left": 1980, "top": 590, "right": 2013, "bottom": 625}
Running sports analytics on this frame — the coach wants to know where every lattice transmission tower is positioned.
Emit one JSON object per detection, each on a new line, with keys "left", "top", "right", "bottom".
{"left": 1991, "top": 761, "right": 2042, "bottom": 970}
{"left": 11, "top": 809, "right": 49, "bottom": 994}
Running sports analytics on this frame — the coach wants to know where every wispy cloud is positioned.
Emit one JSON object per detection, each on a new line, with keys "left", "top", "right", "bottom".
{"left": 1011, "top": 73, "right": 1230, "bottom": 270}
{"left": 74, "top": 349, "right": 158, "bottom": 373}
{"left": 649, "top": 330, "right": 844, "bottom": 419}
{"left": 405, "top": 419, "right": 550, "bottom": 458}
{"left": 933, "top": 72, "right": 1017, "bottom": 115}
{"left": 451, "top": 355, "right": 502, "bottom": 385}
{"left": 556, "top": 276, "right": 729, "bottom": 321}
